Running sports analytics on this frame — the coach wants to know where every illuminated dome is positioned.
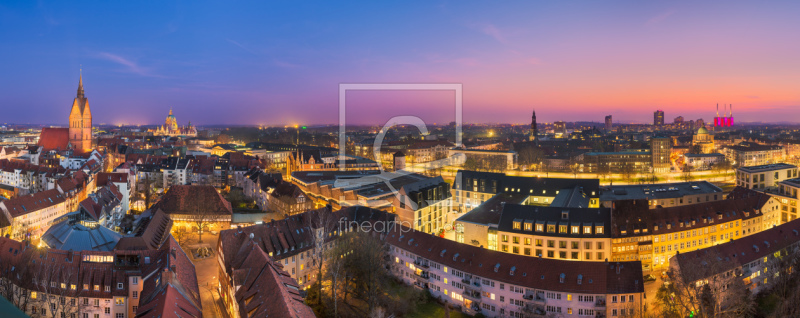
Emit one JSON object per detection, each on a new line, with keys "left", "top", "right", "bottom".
{"left": 697, "top": 126, "right": 709, "bottom": 135}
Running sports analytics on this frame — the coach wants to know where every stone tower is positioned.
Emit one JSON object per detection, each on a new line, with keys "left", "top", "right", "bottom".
{"left": 68, "top": 72, "right": 92, "bottom": 152}
{"left": 529, "top": 109, "right": 538, "bottom": 145}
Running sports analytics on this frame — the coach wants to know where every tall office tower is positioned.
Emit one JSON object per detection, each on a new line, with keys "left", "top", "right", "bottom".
{"left": 554, "top": 121, "right": 566, "bottom": 136}
{"left": 654, "top": 110, "right": 665, "bottom": 127}
{"left": 651, "top": 136, "right": 672, "bottom": 173}
{"left": 605, "top": 115, "right": 612, "bottom": 131}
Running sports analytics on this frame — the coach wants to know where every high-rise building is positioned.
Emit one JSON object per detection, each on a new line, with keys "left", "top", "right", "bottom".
{"left": 554, "top": 121, "right": 566, "bottom": 136}
{"left": 654, "top": 110, "right": 665, "bottom": 127}
{"left": 68, "top": 72, "right": 92, "bottom": 151}
{"left": 605, "top": 115, "right": 612, "bottom": 131}
{"left": 651, "top": 136, "right": 672, "bottom": 173}
{"left": 674, "top": 116, "right": 684, "bottom": 124}
{"left": 529, "top": 109, "right": 538, "bottom": 144}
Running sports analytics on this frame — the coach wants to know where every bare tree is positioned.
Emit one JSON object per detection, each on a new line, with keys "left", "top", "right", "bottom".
{"left": 137, "top": 173, "right": 159, "bottom": 211}
{"left": 172, "top": 225, "right": 192, "bottom": 246}
{"left": 619, "top": 162, "right": 635, "bottom": 183}
{"left": 0, "top": 248, "right": 35, "bottom": 312}
{"left": 347, "top": 231, "right": 389, "bottom": 314}
{"left": 325, "top": 230, "right": 352, "bottom": 318}
{"left": 569, "top": 157, "right": 581, "bottom": 178}
{"left": 597, "top": 164, "right": 611, "bottom": 182}
{"left": 681, "top": 165, "right": 693, "bottom": 182}
{"left": 31, "top": 255, "right": 81, "bottom": 318}
{"left": 186, "top": 206, "right": 227, "bottom": 243}
{"left": 309, "top": 208, "right": 336, "bottom": 307}
{"left": 658, "top": 250, "right": 755, "bottom": 318}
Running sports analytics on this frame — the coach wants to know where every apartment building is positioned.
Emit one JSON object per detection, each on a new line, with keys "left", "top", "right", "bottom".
{"left": 0, "top": 189, "right": 68, "bottom": 240}
{"left": 726, "top": 143, "right": 784, "bottom": 166}
{"left": 386, "top": 223, "right": 645, "bottom": 318}
{"left": 451, "top": 170, "right": 600, "bottom": 213}
{"left": 0, "top": 235, "right": 201, "bottom": 318}
{"left": 493, "top": 204, "right": 612, "bottom": 262}
{"left": 736, "top": 163, "right": 798, "bottom": 190}
{"left": 610, "top": 188, "right": 780, "bottom": 273}
{"left": 671, "top": 217, "right": 800, "bottom": 295}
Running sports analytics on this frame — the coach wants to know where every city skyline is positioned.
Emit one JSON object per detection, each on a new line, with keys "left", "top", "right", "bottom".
{"left": 2, "top": 1, "right": 800, "bottom": 125}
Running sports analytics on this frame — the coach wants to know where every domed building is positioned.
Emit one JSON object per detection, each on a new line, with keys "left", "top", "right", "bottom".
{"left": 155, "top": 108, "right": 197, "bottom": 137}
{"left": 692, "top": 125, "right": 715, "bottom": 154}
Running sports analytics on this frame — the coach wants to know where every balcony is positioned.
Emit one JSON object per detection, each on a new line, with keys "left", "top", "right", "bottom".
{"left": 595, "top": 310, "right": 607, "bottom": 318}
{"left": 413, "top": 259, "right": 429, "bottom": 268}
{"left": 462, "top": 290, "right": 481, "bottom": 300}
{"left": 468, "top": 304, "right": 482, "bottom": 314}
{"left": 595, "top": 298, "right": 606, "bottom": 308}
{"left": 414, "top": 271, "right": 429, "bottom": 279}
{"left": 524, "top": 291, "right": 546, "bottom": 305}
{"left": 464, "top": 284, "right": 481, "bottom": 294}
{"left": 523, "top": 303, "right": 546, "bottom": 316}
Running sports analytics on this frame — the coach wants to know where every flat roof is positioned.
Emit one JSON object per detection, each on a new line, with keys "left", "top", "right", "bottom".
{"left": 599, "top": 181, "right": 722, "bottom": 202}
{"left": 738, "top": 163, "right": 798, "bottom": 173}
{"left": 457, "top": 192, "right": 530, "bottom": 225}
{"left": 779, "top": 178, "right": 800, "bottom": 188}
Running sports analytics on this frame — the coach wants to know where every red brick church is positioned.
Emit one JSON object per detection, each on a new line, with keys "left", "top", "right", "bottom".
{"left": 38, "top": 73, "right": 93, "bottom": 153}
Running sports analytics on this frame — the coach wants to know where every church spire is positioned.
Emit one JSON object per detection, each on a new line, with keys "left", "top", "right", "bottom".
{"left": 77, "top": 67, "right": 85, "bottom": 99}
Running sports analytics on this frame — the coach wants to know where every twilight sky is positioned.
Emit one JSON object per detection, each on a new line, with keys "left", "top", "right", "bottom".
{"left": 1, "top": 1, "right": 799, "bottom": 126}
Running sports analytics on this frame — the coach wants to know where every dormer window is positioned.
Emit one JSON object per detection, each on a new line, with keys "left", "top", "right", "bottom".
{"left": 584, "top": 226, "right": 591, "bottom": 234}
{"left": 596, "top": 227, "right": 604, "bottom": 234}
{"left": 571, "top": 226, "right": 579, "bottom": 234}
{"left": 559, "top": 273, "right": 565, "bottom": 283}
{"left": 577, "top": 274, "right": 583, "bottom": 285}
{"left": 513, "top": 221, "right": 521, "bottom": 230}
{"left": 524, "top": 222, "right": 533, "bottom": 231}
{"left": 561, "top": 211, "right": 569, "bottom": 220}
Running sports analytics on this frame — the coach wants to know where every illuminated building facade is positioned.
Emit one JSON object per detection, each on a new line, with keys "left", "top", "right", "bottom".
{"left": 714, "top": 103, "right": 734, "bottom": 128}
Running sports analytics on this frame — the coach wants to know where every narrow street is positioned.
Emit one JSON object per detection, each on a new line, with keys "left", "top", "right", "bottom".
{"left": 184, "top": 233, "right": 229, "bottom": 318}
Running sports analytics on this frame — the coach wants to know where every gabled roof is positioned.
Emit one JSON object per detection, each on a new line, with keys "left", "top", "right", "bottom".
{"left": 674, "top": 217, "right": 800, "bottom": 282}
{"left": 231, "top": 241, "right": 315, "bottom": 318}
{"left": 151, "top": 185, "right": 232, "bottom": 215}
{"left": 0, "top": 189, "right": 67, "bottom": 218}
{"left": 38, "top": 127, "right": 70, "bottom": 151}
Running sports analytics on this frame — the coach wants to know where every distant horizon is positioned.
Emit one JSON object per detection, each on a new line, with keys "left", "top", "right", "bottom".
{"left": 6, "top": 118, "right": 800, "bottom": 128}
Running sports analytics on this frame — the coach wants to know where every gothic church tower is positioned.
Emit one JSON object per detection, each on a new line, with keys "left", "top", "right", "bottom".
{"left": 68, "top": 72, "right": 92, "bottom": 152}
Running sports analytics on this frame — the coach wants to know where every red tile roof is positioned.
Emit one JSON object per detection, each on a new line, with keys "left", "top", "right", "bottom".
{"left": 37, "top": 127, "right": 70, "bottom": 151}
{"left": 96, "top": 172, "right": 129, "bottom": 186}
{"left": 384, "top": 221, "right": 644, "bottom": 295}
{"left": 673, "top": 217, "right": 800, "bottom": 282}
{"left": 230, "top": 240, "right": 315, "bottom": 318}
{"left": 0, "top": 189, "right": 67, "bottom": 218}
{"left": 151, "top": 185, "right": 232, "bottom": 216}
